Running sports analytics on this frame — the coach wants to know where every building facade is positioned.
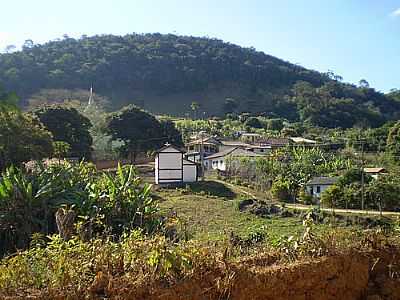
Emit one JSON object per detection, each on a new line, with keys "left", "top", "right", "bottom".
{"left": 155, "top": 144, "right": 198, "bottom": 184}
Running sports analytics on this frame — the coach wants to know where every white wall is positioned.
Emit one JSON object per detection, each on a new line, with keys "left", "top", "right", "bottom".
{"left": 155, "top": 156, "right": 159, "bottom": 183}
{"left": 158, "top": 153, "right": 182, "bottom": 169}
{"left": 155, "top": 146, "right": 198, "bottom": 184}
{"left": 206, "top": 157, "right": 226, "bottom": 171}
{"left": 306, "top": 184, "right": 331, "bottom": 198}
{"left": 183, "top": 164, "right": 197, "bottom": 182}
{"left": 159, "top": 169, "right": 182, "bottom": 178}
{"left": 155, "top": 147, "right": 183, "bottom": 184}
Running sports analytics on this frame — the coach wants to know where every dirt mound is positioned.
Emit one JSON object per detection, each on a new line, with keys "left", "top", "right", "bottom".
{"left": 103, "top": 249, "right": 400, "bottom": 300}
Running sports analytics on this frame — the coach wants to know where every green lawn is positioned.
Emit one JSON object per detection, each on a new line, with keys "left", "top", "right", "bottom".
{"left": 155, "top": 181, "right": 308, "bottom": 243}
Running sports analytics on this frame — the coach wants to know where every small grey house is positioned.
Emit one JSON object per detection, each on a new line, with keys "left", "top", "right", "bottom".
{"left": 305, "top": 177, "right": 339, "bottom": 198}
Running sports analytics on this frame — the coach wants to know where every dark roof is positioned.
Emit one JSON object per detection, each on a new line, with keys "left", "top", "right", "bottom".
{"left": 155, "top": 144, "right": 185, "bottom": 153}
{"left": 204, "top": 147, "right": 237, "bottom": 159}
{"left": 259, "top": 137, "right": 291, "bottom": 146}
{"left": 187, "top": 136, "right": 221, "bottom": 146}
{"left": 306, "top": 177, "right": 339, "bottom": 186}
{"left": 204, "top": 147, "right": 262, "bottom": 160}
{"left": 220, "top": 140, "right": 252, "bottom": 147}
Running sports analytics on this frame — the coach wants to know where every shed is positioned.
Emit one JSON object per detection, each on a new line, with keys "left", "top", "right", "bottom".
{"left": 155, "top": 144, "right": 198, "bottom": 184}
{"left": 305, "top": 176, "right": 339, "bottom": 198}
{"left": 363, "top": 167, "right": 386, "bottom": 179}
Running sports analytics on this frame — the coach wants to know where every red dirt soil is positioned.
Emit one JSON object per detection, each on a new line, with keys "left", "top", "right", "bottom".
{"left": 102, "top": 250, "right": 399, "bottom": 300}
{"left": 3, "top": 249, "right": 399, "bottom": 300}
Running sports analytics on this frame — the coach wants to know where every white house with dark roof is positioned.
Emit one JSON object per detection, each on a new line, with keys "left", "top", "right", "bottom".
{"left": 305, "top": 176, "right": 339, "bottom": 198}
{"left": 203, "top": 147, "right": 262, "bottom": 171}
{"left": 155, "top": 144, "right": 198, "bottom": 184}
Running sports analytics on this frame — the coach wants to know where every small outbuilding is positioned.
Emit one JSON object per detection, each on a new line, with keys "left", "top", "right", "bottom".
{"left": 363, "top": 167, "right": 386, "bottom": 179}
{"left": 305, "top": 176, "right": 339, "bottom": 198}
{"left": 155, "top": 144, "right": 198, "bottom": 184}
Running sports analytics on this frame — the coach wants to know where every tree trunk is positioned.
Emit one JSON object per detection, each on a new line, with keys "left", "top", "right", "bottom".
{"left": 55, "top": 208, "right": 76, "bottom": 241}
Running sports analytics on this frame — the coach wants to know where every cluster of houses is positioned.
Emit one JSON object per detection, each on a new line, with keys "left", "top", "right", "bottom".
{"left": 154, "top": 133, "right": 386, "bottom": 201}
{"left": 155, "top": 133, "right": 316, "bottom": 184}
{"left": 184, "top": 133, "right": 317, "bottom": 171}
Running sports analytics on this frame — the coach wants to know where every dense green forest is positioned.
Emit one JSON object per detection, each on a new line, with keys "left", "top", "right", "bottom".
{"left": 0, "top": 33, "right": 399, "bottom": 127}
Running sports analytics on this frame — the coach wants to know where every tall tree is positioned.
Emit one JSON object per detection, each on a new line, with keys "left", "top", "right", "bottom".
{"left": 34, "top": 106, "right": 92, "bottom": 159}
{"left": 106, "top": 105, "right": 163, "bottom": 162}
{"left": 0, "top": 112, "right": 53, "bottom": 169}
{"left": 0, "top": 85, "right": 53, "bottom": 169}
{"left": 358, "top": 79, "right": 370, "bottom": 88}
{"left": 160, "top": 119, "right": 184, "bottom": 147}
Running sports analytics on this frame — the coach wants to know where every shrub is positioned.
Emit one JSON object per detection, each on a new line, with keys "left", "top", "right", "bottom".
{"left": 271, "top": 179, "right": 291, "bottom": 202}
{"left": 320, "top": 185, "right": 343, "bottom": 208}
{"left": 298, "top": 189, "right": 313, "bottom": 205}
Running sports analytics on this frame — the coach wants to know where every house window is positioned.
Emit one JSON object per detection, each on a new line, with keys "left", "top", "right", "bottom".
{"left": 310, "top": 187, "right": 314, "bottom": 195}
{"left": 316, "top": 186, "right": 321, "bottom": 193}
{"left": 220, "top": 160, "right": 223, "bottom": 165}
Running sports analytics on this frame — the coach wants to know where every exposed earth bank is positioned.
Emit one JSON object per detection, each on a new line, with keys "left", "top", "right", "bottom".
{"left": 103, "top": 249, "right": 399, "bottom": 300}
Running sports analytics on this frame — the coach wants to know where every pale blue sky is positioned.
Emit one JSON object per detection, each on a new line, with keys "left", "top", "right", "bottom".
{"left": 0, "top": 0, "right": 399, "bottom": 92}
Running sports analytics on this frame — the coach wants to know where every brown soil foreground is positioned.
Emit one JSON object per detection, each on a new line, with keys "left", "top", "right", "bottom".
{"left": 103, "top": 249, "right": 399, "bottom": 300}
{"left": 3, "top": 249, "right": 400, "bottom": 300}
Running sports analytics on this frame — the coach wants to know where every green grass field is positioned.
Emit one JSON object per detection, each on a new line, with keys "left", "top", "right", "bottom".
{"left": 154, "top": 181, "right": 309, "bottom": 243}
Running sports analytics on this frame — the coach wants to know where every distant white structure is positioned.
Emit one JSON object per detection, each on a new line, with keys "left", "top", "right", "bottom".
{"left": 155, "top": 144, "right": 198, "bottom": 184}
{"left": 290, "top": 137, "right": 317, "bottom": 144}
{"left": 204, "top": 147, "right": 262, "bottom": 171}
{"left": 84, "top": 86, "right": 95, "bottom": 112}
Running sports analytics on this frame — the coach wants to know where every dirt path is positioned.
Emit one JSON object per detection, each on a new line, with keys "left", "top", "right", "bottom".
{"left": 213, "top": 179, "right": 400, "bottom": 217}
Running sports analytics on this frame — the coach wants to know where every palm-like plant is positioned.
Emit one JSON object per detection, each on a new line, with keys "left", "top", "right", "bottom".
{"left": 0, "top": 164, "right": 84, "bottom": 253}
{"left": 87, "top": 164, "right": 157, "bottom": 235}
{"left": 0, "top": 161, "right": 160, "bottom": 255}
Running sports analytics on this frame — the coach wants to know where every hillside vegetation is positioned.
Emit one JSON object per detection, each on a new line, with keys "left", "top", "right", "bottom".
{"left": 1, "top": 33, "right": 399, "bottom": 127}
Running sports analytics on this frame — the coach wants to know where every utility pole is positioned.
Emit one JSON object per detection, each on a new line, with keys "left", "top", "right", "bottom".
{"left": 360, "top": 139, "right": 365, "bottom": 211}
{"left": 199, "top": 131, "right": 205, "bottom": 181}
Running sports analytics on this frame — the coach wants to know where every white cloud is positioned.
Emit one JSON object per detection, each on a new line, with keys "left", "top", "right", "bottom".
{"left": 391, "top": 8, "right": 400, "bottom": 17}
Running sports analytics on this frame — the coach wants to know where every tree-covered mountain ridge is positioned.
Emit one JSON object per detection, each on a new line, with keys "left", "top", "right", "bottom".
{"left": 0, "top": 33, "right": 399, "bottom": 127}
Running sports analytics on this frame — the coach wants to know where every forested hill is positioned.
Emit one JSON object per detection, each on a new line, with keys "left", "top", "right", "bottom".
{"left": 0, "top": 33, "right": 399, "bottom": 127}
{"left": 0, "top": 34, "right": 327, "bottom": 113}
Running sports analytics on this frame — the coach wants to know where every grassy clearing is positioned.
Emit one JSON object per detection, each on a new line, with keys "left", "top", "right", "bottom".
{"left": 155, "top": 181, "right": 314, "bottom": 243}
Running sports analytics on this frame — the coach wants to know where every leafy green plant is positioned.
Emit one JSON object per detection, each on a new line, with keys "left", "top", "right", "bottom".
{"left": 0, "top": 162, "right": 160, "bottom": 256}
